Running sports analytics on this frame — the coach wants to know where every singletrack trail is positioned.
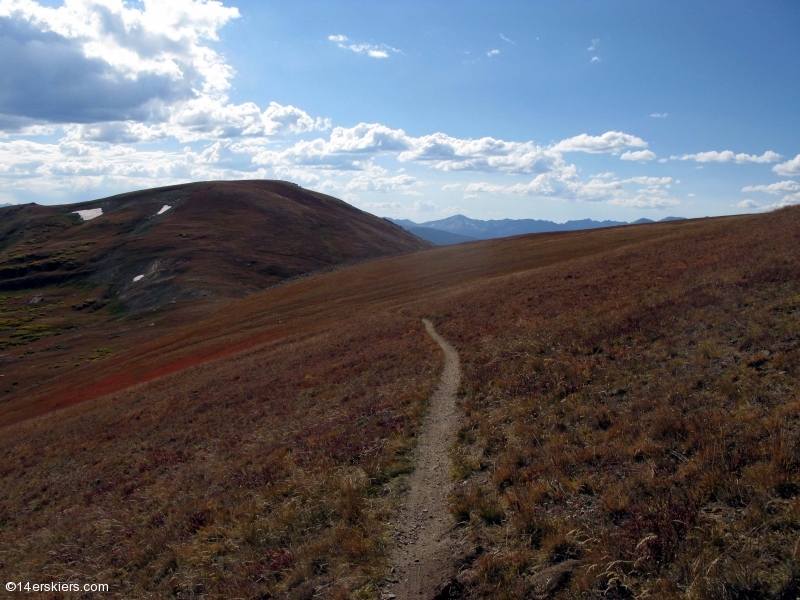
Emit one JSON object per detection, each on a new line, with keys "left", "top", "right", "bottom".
{"left": 386, "top": 319, "right": 462, "bottom": 599}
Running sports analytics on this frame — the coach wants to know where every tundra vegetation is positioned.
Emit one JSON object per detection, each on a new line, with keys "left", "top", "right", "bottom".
{"left": 0, "top": 202, "right": 798, "bottom": 598}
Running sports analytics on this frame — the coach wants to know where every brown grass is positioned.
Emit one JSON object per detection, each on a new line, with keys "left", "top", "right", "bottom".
{"left": 2, "top": 209, "right": 799, "bottom": 598}
{"left": 0, "top": 312, "right": 439, "bottom": 598}
{"left": 432, "top": 208, "right": 800, "bottom": 598}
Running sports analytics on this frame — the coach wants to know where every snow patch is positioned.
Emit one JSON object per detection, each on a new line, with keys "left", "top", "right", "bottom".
{"left": 73, "top": 208, "right": 103, "bottom": 221}
{"left": 133, "top": 274, "right": 144, "bottom": 282}
{"left": 157, "top": 204, "right": 171, "bottom": 215}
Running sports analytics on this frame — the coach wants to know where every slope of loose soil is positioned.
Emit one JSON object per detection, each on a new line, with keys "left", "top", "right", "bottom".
{"left": 1, "top": 209, "right": 799, "bottom": 598}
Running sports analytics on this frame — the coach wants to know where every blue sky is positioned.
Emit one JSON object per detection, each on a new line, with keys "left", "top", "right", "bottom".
{"left": 1, "top": 0, "right": 799, "bottom": 222}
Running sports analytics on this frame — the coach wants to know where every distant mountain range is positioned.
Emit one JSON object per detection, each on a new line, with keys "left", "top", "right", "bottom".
{"left": 387, "top": 214, "right": 685, "bottom": 245}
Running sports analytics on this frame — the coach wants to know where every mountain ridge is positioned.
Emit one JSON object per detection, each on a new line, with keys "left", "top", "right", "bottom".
{"left": 390, "top": 213, "right": 685, "bottom": 241}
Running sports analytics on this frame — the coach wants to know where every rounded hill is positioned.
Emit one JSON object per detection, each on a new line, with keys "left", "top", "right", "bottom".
{"left": 0, "top": 180, "right": 432, "bottom": 311}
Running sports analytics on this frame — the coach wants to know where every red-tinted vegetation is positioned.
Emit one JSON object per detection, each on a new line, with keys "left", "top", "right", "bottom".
{"left": 0, "top": 180, "right": 430, "bottom": 406}
{"left": 1, "top": 205, "right": 799, "bottom": 598}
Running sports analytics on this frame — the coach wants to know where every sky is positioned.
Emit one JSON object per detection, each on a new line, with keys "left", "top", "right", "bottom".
{"left": 1, "top": 0, "right": 799, "bottom": 223}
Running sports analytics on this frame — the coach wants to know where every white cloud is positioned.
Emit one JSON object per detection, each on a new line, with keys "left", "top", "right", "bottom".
{"left": 328, "top": 34, "right": 399, "bottom": 59}
{"left": 0, "top": 0, "right": 332, "bottom": 145}
{"left": 774, "top": 195, "right": 800, "bottom": 208}
{"left": 773, "top": 154, "right": 800, "bottom": 176}
{"left": 359, "top": 201, "right": 402, "bottom": 210}
{"left": 622, "top": 176, "right": 673, "bottom": 185}
{"left": 587, "top": 39, "right": 599, "bottom": 51}
{"left": 487, "top": 49, "right": 500, "bottom": 57}
{"left": 590, "top": 56, "right": 601, "bottom": 63}
{"left": 741, "top": 181, "right": 800, "bottom": 195}
{"left": 499, "top": 33, "right": 515, "bottom": 44}
{"left": 608, "top": 195, "right": 679, "bottom": 209}
{"left": 413, "top": 200, "right": 438, "bottom": 213}
{"left": 552, "top": 131, "right": 648, "bottom": 155}
{"left": 0, "top": 136, "right": 264, "bottom": 203}
{"left": 399, "top": 132, "right": 563, "bottom": 174}
{"left": 741, "top": 180, "right": 800, "bottom": 208}
{"left": 462, "top": 173, "right": 677, "bottom": 208}
{"left": 346, "top": 174, "right": 417, "bottom": 193}
{"left": 621, "top": 149, "right": 656, "bottom": 161}
{"left": 650, "top": 113, "right": 668, "bottom": 118}
{"left": 671, "top": 150, "right": 782, "bottom": 164}
{"left": 441, "top": 183, "right": 462, "bottom": 190}
{"left": 0, "top": 0, "right": 240, "bottom": 126}
{"left": 250, "top": 122, "right": 569, "bottom": 175}
{"left": 737, "top": 199, "right": 761, "bottom": 209}
{"left": 248, "top": 123, "right": 409, "bottom": 170}
{"left": 271, "top": 166, "right": 320, "bottom": 185}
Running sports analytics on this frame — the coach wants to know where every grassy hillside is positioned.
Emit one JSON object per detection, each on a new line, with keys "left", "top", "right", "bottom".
{"left": 433, "top": 209, "right": 800, "bottom": 599}
{"left": 1, "top": 207, "right": 799, "bottom": 598}
{"left": 0, "top": 180, "right": 431, "bottom": 409}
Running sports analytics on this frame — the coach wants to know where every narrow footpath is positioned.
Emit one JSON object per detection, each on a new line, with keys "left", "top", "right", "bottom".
{"left": 385, "top": 318, "right": 462, "bottom": 599}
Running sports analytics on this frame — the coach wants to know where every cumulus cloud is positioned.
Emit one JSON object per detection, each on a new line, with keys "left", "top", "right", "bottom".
{"left": 413, "top": 199, "right": 438, "bottom": 213}
{"left": 462, "top": 173, "right": 677, "bottom": 209}
{"left": 487, "top": 49, "right": 500, "bottom": 57}
{"left": 0, "top": 1, "right": 670, "bottom": 220}
{"left": 0, "top": 0, "right": 333, "bottom": 146}
{"left": 741, "top": 180, "right": 800, "bottom": 208}
{"left": 608, "top": 195, "right": 679, "bottom": 209}
{"left": 271, "top": 166, "right": 320, "bottom": 185}
{"left": 552, "top": 131, "right": 648, "bottom": 155}
{"left": 590, "top": 56, "right": 600, "bottom": 63}
{"left": 250, "top": 122, "right": 570, "bottom": 175}
{"left": 0, "top": 136, "right": 256, "bottom": 204}
{"left": 346, "top": 174, "right": 416, "bottom": 193}
{"left": 773, "top": 154, "right": 800, "bottom": 176}
{"left": 0, "top": 0, "right": 240, "bottom": 126}
{"left": 671, "top": 150, "right": 782, "bottom": 164}
{"left": 398, "top": 132, "right": 563, "bottom": 174}
{"left": 621, "top": 149, "right": 656, "bottom": 161}
{"left": 742, "top": 181, "right": 800, "bottom": 194}
{"left": 328, "top": 34, "right": 399, "bottom": 59}
{"left": 737, "top": 199, "right": 761, "bottom": 209}
{"left": 441, "top": 183, "right": 462, "bottom": 190}
{"left": 773, "top": 195, "right": 800, "bottom": 208}
{"left": 358, "top": 201, "right": 402, "bottom": 210}
{"left": 248, "top": 123, "right": 409, "bottom": 170}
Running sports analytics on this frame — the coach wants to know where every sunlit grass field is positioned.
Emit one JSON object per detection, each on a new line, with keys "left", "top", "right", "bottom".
{"left": 2, "top": 208, "right": 799, "bottom": 598}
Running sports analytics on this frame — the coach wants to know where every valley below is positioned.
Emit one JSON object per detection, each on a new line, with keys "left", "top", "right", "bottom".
{"left": 0, "top": 183, "right": 798, "bottom": 599}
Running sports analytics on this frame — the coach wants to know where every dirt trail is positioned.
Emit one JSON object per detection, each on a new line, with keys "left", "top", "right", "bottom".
{"left": 385, "top": 318, "right": 462, "bottom": 599}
